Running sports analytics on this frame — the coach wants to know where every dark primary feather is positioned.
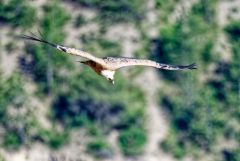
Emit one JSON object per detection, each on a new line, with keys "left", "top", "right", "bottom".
{"left": 19, "top": 34, "right": 69, "bottom": 53}
{"left": 178, "top": 63, "right": 197, "bottom": 70}
{"left": 19, "top": 33, "right": 106, "bottom": 66}
{"left": 19, "top": 34, "right": 57, "bottom": 48}
{"left": 158, "top": 63, "right": 197, "bottom": 70}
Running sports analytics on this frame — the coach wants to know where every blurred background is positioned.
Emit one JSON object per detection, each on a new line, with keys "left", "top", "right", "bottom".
{"left": 0, "top": 0, "right": 239, "bottom": 161}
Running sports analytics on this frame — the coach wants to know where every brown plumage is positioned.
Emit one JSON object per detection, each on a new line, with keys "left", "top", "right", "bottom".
{"left": 20, "top": 34, "right": 197, "bottom": 84}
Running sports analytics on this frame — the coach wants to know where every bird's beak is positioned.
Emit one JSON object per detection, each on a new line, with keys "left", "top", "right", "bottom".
{"left": 109, "top": 80, "right": 114, "bottom": 85}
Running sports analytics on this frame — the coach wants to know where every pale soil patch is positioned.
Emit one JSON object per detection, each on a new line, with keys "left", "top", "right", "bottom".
{"left": 135, "top": 69, "right": 176, "bottom": 161}
{"left": 145, "top": 0, "right": 158, "bottom": 38}
{"left": 215, "top": 0, "right": 240, "bottom": 62}
{"left": 105, "top": 23, "right": 141, "bottom": 161}
{"left": 169, "top": 0, "right": 199, "bottom": 23}
{"left": 29, "top": 97, "right": 52, "bottom": 130}
{"left": 217, "top": 0, "right": 240, "bottom": 27}
{"left": 137, "top": 1, "right": 176, "bottom": 161}
{"left": 28, "top": 0, "right": 47, "bottom": 8}
{"left": 214, "top": 33, "right": 232, "bottom": 61}
{"left": 106, "top": 23, "right": 140, "bottom": 58}
{"left": 0, "top": 25, "right": 28, "bottom": 76}
{"left": 2, "top": 130, "right": 94, "bottom": 161}
{"left": 3, "top": 144, "right": 50, "bottom": 161}
{"left": 62, "top": 1, "right": 98, "bottom": 48}
{"left": 104, "top": 131, "right": 124, "bottom": 161}
{"left": 0, "top": 26, "right": 20, "bottom": 76}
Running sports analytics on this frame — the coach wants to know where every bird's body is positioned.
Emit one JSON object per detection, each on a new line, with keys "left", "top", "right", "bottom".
{"left": 20, "top": 34, "right": 197, "bottom": 84}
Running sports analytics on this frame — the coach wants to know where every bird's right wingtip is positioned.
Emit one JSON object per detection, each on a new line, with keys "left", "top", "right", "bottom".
{"left": 188, "top": 63, "right": 197, "bottom": 70}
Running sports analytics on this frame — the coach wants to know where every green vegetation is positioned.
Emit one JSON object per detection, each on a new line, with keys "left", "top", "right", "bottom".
{"left": 0, "top": 72, "right": 26, "bottom": 121}
{"left": 156, "top": 0, "right": 217, "bottom": 80}
{"left": 67, "top": 0, "right": 146, "bottom": 23}
{"left": 3, "top": 131, "right": 22, "bottom": 150}
{"left": 118, "top": 126, "right": 147, "bottom": 155}
{"left": 0, "top": 72, "right": 28, "bottom": 150}
{"left": 0, "top": 0, "right": 36, "bottom": 28}
{"left": 0, "top": 155, "right": 5, "bottom": 161}
{"left": 225, "top": 20, "right": 240, "bottom": 40}
{"left": 158, "top": 1, "right": 218, "bottom": 156}
{"left": 0, "top": 0, "right": 239, "bottom": 160}
{"left": 87, "top": 138, "right": 112, "bottom": 158}
{"left": 25, "top": 1, "right": 71, "bottom": 94}
{"left": 38, "top": 129, "right": 69, "bottom": 149}
{"left": 21, "top": 0, "right": 146, "bottom": 156}
{"left": 74, "top": 14, "right": 87, "bottom": 28}
{"left": 223, "top": 21, "right": 240, "bottom": 149}
{"left": 222, "top": 148, "right": 240, "bottom": 161}
{"left": 158, "top": 1, "right": 240, "bottom": 159}
{"left": 81, "top": 33, "right": 122, "bottom": 57}
{"left": 156, "top": 0, "right": 179, "bottom": 22}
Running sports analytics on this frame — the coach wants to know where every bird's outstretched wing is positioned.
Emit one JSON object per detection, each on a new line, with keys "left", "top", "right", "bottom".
{"left": 20, "top": 34, "right": 106, "bottom": 66}
{"left": 103, "top": 57, "right": 197, "bottom": 70}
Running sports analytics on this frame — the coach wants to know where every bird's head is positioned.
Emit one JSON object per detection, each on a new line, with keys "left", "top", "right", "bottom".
{"left": 101, "top": 70, "right": 115, "bottom": 84}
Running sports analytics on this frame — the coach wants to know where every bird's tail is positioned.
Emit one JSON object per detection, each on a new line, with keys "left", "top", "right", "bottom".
{"left": 18, "top": 34, "right": 68, "bottom": 53}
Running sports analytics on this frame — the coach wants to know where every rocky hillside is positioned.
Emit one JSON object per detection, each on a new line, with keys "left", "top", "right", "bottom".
{"left": 0, "top": 0, "right": 239, "bottom": 161}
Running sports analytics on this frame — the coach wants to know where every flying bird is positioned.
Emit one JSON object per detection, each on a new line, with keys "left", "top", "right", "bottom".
{"left": 20, "top": 34, "right": 197, "bottom": 84}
